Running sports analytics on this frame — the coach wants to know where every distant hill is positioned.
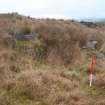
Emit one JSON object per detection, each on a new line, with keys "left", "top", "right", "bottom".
{"left": 81, "top": 18, "right": 105, "bottom": 23}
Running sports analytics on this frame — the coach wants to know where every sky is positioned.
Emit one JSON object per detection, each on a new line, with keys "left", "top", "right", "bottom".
{"left": 0, "top": 0, "right": 105, "bottom": 20}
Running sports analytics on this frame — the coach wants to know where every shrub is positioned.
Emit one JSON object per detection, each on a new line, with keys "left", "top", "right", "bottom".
{"left": 5, "top": 68, "right": 89, "bottom": 105}
{"left": 21, "top": 27, "right": 31, "bottom": 35}
{"left": 35, "top": 22, "right": 82, "bottom": 66}
{"left": 33, "top": 38, "right": 47, "bottom": 63}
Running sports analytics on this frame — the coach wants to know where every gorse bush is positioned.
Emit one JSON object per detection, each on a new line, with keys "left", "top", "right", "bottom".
{"left": 16, "top": 27, "right": 31, "bottom": 36}
{"left": 22, "top": 27, "right": 31, "bottom": 34}
{"left": 34, "top": 46, "right": 47, "bottom": 62}
{"left": 35, "top": 22, "right": 82, "bottom": 65}
{"left": 33, "top": 38, "right": 47, "bottom": 63}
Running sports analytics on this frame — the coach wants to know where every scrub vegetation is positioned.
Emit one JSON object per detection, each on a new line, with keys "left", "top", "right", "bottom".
{"left": 0, "top": 13, "right": 105, "bottom": 105}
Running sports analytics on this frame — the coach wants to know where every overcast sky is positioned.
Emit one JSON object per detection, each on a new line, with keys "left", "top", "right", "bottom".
{"left": 0, "top": 0, "right": 105, "bottom": 19}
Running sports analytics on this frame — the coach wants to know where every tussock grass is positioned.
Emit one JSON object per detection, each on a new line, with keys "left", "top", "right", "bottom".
{"left": 0, "top": 14, "right": 105, "bottom": 105}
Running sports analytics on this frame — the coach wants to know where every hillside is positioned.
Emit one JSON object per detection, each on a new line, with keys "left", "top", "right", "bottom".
{"left": 0, "top": 13, "right": 105, "bottom": 105}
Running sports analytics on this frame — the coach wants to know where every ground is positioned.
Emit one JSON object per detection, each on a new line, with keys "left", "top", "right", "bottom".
{"left": 0, "top": 13, "right": 105, "bottom": 105}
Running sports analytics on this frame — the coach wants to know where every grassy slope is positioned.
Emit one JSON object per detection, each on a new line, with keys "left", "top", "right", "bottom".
{"left": 0, "top": 14, "right": 105, "bottom": 105}
{"left": 0, "top": 50, "right": 105, "bottom": 105}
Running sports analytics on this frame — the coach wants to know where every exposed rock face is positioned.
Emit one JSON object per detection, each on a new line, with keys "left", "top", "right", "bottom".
{"left": 82, "top": 40, "right": 98, "bottom": 49}
{"left": 15, "top": 34, "right": 34, "bottom": 41}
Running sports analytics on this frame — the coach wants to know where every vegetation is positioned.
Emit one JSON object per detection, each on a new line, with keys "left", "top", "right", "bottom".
{"left": 0, "top": 13, "right": 105, "bottom": 105}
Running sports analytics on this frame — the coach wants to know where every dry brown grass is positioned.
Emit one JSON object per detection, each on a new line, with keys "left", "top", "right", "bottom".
{"left": 0, "top": 42, "right": 104, "bottom": 105}
{"left": 94, "top": 73, "right": 105, "bottom": 88}
{"left": 95, "top": 99, "right": 105, "bottom": 105}
{"left": 5, "top": 68, "right": 89, "bottom": 105}
{"left": 0, "top": 14, "right": 105, "bottom": 66}
{"left": 0, "top": 48, "right": 89, "bottom": 105}
{"left": 0, "top": 14, "right": 105, "bottom": 105}
{"left": 0, "top": 48, "right": 33, "bottom": 87}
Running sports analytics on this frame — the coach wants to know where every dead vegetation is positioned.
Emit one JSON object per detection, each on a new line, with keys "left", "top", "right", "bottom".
{"left": 0, "top": 50, "right": 89, "bottom": 105}
{"left": 0, "top": 14, "right": 105, "bottom": 105}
